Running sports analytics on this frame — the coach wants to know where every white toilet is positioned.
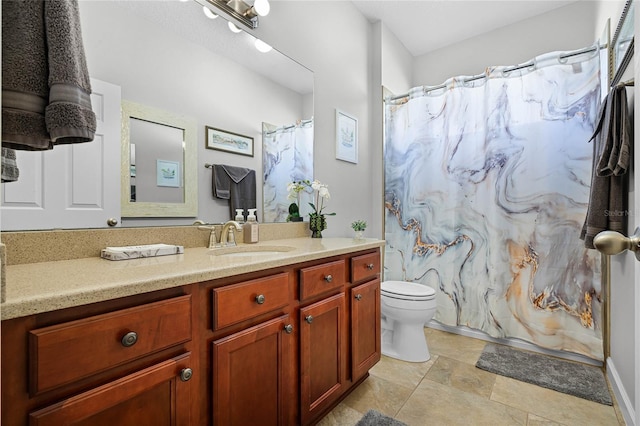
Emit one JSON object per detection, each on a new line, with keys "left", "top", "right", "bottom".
{"left": 381, "top": 281, "right": 437, "bottom": 362}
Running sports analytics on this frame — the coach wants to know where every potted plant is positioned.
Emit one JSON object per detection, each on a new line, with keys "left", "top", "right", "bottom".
{"left": 351, "top": 220, "right": 367, "bottom": 240}
{"left": 286, "top": 181, "right": 306, "bottom": 222}
{"left": 286, "top": 201, "right": 303, "bottom": 222}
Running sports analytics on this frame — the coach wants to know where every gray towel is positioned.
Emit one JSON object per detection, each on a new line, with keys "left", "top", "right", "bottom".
{"left": 2, "top": 0, "right": 96, "bottom": 150}
{"left": 581, "top": 84, "right": 630, "bottom": 248}
{"left": 1, "top": 148, "right": 19, "bottom": 183}
{"left": 212, "top": 164, "right": 257, "bottom": 220}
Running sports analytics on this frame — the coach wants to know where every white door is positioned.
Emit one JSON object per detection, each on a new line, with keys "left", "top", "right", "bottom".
{"left": 1, "top": 78, "right": 121, "bottom": 230}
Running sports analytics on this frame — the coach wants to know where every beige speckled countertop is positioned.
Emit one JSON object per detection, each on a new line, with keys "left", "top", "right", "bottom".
{"left": 2, "top": 237, "right": 384, "bottom": 320}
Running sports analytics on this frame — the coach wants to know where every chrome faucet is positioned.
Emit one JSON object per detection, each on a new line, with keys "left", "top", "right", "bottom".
{"left": 220, "top": 220, "right": 242, "bottom": 246}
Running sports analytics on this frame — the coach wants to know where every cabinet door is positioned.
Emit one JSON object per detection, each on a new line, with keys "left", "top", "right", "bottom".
{"left": 351, "top": 279, "right": 381, "bottom": 380}
{"left": 212, "top": 314, "right": 294, "bottom": 426}
{"left": 299, "top": 292, "right": 346, "bottom": 424}
{"left": 29, "top": 352, "right": 193, "bottom": 426}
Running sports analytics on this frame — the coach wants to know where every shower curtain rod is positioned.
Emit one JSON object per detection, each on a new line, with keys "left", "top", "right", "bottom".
{"left": 386, "top": 45, "right": 602, "bottom": 102}
{"left": 265, "top": 119, "right": 313, "bottom": 135}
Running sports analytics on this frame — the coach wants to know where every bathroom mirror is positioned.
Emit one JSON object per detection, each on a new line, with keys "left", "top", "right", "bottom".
{"left": 121, "top": 100, "right": 198, "bottom": 218}
{"left": 0, "top": 1, "right": 314, "bottom": 231}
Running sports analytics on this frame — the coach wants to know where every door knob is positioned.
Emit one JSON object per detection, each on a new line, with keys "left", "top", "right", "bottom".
{"left": 284, "top": 324, "right": 294, "bottom": 334}
{"left": 107, "top": 218, "right": 118, "bottom": 226}
{"left": 593, "top": 227, "right": 640, "bottom": 260}
{"left": 324, "top": 275, "right": 333, "bottom": 283}
{"left": 305, "top": 315, "right": 313, "bottom": 324}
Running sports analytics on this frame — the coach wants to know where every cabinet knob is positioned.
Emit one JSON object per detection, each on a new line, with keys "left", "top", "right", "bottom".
{"left": 305, "top": 315, "right": 314, "bottom": 324}
{"left": 366, "top": 263, "right": 375, "bottom": 270}
{"left": 324, "top": 275, "right": 333, "bottom": 283}
{"left": 121, "top": 331, "right": 138, "bottom": 347}
{"left": 255, "top": 294, "right": 266, "bottom": 304}
{"left": 180, "top": 368, "right": 193, "bottom": 382}
{"left": 284, "top": 324, "right": 294, "bottom": 334}
{"left": 355, "top": 294, "right": 362, "bottom": 301}
{"left": 107, "top": 218, "right": 118, "bottom": 227}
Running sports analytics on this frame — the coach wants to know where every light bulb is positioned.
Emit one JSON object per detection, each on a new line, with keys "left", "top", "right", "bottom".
{"left": 202, "top": 6, "right": 218, "bottom": 19}
{"left": 253, "top": 0, "right": 270, "bottom": 16}
{"left": 228, "top": 21, "right": 242, "bottom": 33}
{"left": 254, "top": 38, "right": 272, "bottom": 53}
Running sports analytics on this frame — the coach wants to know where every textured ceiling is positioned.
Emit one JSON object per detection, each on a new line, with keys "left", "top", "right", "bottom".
{"left": 351, "top": 0, "right": 578, "bottom": 57}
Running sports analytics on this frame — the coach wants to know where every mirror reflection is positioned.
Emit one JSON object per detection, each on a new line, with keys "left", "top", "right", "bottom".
{"left": 120, "top": 100, "right": 198, "bottom": 218}
{"left": 262, "top": 119, "right": 314, "bottom": 222}
{"left": 0, "top": 0, "right": 313, "bottom": 231}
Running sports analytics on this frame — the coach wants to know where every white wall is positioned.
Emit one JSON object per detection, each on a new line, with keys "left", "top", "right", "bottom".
{"left": 413, "top": 1, "right": 598, "bottom": 86}
{"left": 255, "top": 1, "right": 375, "bottom": 237}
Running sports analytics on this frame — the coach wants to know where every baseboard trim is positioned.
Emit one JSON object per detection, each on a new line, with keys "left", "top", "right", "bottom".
{"left": 426, "top": 320, "right": 603, "bottom": 366}
{"left": 606, "top": 357, "right": 636, "bottom": 426}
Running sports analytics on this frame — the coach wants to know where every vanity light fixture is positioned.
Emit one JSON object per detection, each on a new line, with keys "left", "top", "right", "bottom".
{"left": 202, "top": 6, "right": 218, "bottom": 19}
{"left": 254, "top": 38, "right": 272, "bottom": 53}
{"left": 203, "top": 0, "right": 270, "bottom": 29}
{"left": 228, "top": 21, "right": 242, "bottom": 33}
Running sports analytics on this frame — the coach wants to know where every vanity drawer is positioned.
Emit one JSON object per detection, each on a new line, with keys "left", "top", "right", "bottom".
{"left": 351, "top": 252, "right": 380, "bottom": 283}
{"left": 299, "top": 260, "right": 345, "bottom": 301}
{"left": 29, "top": 295, "right": 192, "bottom": 395}
{"left": 213, "top": 272, "right": 290, "bottom": 330}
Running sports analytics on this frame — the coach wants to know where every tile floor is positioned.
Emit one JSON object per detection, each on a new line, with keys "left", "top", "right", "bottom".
{"left": 318, "top": 328, "right": 625, "bottom": 426}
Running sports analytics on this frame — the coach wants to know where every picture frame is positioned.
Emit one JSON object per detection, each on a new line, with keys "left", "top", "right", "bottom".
{"left": 205, "top": 125, "right": 254, "bottom": 157}
{"left": 611, "top": 0, "right": 634, "bottom": 86}
{"left": 335, "top": 109, "right": 358, "bottom": 164}
{"left": 156, "top": 159, "right": 180, "bottom": 187}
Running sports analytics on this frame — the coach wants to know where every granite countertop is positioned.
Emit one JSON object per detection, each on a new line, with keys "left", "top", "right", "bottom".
{"left": 1, "top": 237, "right": 384, "bottom": 320}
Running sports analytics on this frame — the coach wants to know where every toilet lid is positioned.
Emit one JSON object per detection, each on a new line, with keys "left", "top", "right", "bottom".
{"left": 381, "top": 281, "right": 435, "bottom": 300}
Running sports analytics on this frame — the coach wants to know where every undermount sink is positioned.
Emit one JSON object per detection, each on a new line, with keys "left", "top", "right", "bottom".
{"left": 212, "top": 245, "right": 296, "bottom": 257}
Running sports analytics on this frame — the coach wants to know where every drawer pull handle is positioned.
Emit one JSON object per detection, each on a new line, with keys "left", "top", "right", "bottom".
{"left": 324, "top": 275, "right": 333, "bottom": 283}
{"left": 255, "top": 294, "right": 266, "bottom": 304}
{"left": 284, "top": 324, "right": 294, "bottom": 334}
{"left": 366, "top": 263, "right": 375, "bottom": 270}
{"left": 305, "top": 315, "right": 314, "bottom": 324}
{"left": 180, "top": 368, "right": 193, "bottom": 382}
{"left": 355, "top": 294, "right": 363, "bottom": 301}
{"left": 121, "top": 331, "right": 138, "bottom": 347}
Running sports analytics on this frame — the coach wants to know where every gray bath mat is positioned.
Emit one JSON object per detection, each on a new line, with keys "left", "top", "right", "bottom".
{"left": 476, "top": 343, "right": 612, "bottom": 405}
{"left": 356, "top": 410, "right": 407, "bottom": 426}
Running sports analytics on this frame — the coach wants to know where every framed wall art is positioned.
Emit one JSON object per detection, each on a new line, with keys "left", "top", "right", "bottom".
{"left": 335, "top": 109, "right": 358, "bottom": 164}
{"left": 206, "top": 125, "right": 254, "bottom": 157}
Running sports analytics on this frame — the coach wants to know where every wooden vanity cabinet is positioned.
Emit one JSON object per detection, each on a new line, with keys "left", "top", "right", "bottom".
{"left": 1, "top": 288, "right": 197, "bottom": 426}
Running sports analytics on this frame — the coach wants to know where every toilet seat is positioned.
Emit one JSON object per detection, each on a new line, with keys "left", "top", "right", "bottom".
{"left": 381, "top": 281, "right": 435, "bottom": 301}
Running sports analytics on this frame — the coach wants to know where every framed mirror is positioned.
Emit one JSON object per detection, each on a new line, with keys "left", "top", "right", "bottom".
{"left": 121, "top": 100, "right": 198, "bottom": 217}
{"left": 611, "top": 0, "right": 634, "bottom": 85}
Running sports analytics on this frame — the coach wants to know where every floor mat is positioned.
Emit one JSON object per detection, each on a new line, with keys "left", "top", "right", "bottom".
{"left": 355, "top": 409, "right": 407, "bottom": 426}
{"left": 476, "top": 343, "right": 612, "bottom": 405}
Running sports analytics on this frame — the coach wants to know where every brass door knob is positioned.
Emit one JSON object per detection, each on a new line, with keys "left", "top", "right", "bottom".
{"left": 593, "top": 227, "right": 640, "bottom": 260}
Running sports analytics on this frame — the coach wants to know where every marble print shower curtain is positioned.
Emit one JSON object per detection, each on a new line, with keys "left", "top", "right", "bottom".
{"left": 384, "top": 48, "right": 604, "bottom": 360}
{"left": 263, "top": 120, "right": 313, "bottom": 222}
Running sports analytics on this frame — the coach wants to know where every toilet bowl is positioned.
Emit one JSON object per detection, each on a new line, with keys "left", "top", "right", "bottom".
{"left": 381, "top": 281, "right": 436, "bottom": 362}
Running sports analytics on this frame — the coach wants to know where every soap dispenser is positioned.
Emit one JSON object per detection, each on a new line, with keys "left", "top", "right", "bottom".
{"left": 235, "top": 208, "right": 245, "bottom": 223}
{"left": 243, "top": 209, "right": 259, "bottom": 243}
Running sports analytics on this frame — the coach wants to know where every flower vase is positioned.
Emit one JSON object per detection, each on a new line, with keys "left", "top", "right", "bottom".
{"left": 309, "top": 213, "right": 326, "bottom": 238}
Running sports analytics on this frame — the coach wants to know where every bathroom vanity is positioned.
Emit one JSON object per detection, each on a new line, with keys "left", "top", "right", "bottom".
{"left": 1, "top": 236, "right": 382, "bottom": 425}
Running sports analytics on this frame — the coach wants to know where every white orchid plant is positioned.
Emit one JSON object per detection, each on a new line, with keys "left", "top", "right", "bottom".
{"left": 286, "top": 179, "right": 336, "bottom": 218}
